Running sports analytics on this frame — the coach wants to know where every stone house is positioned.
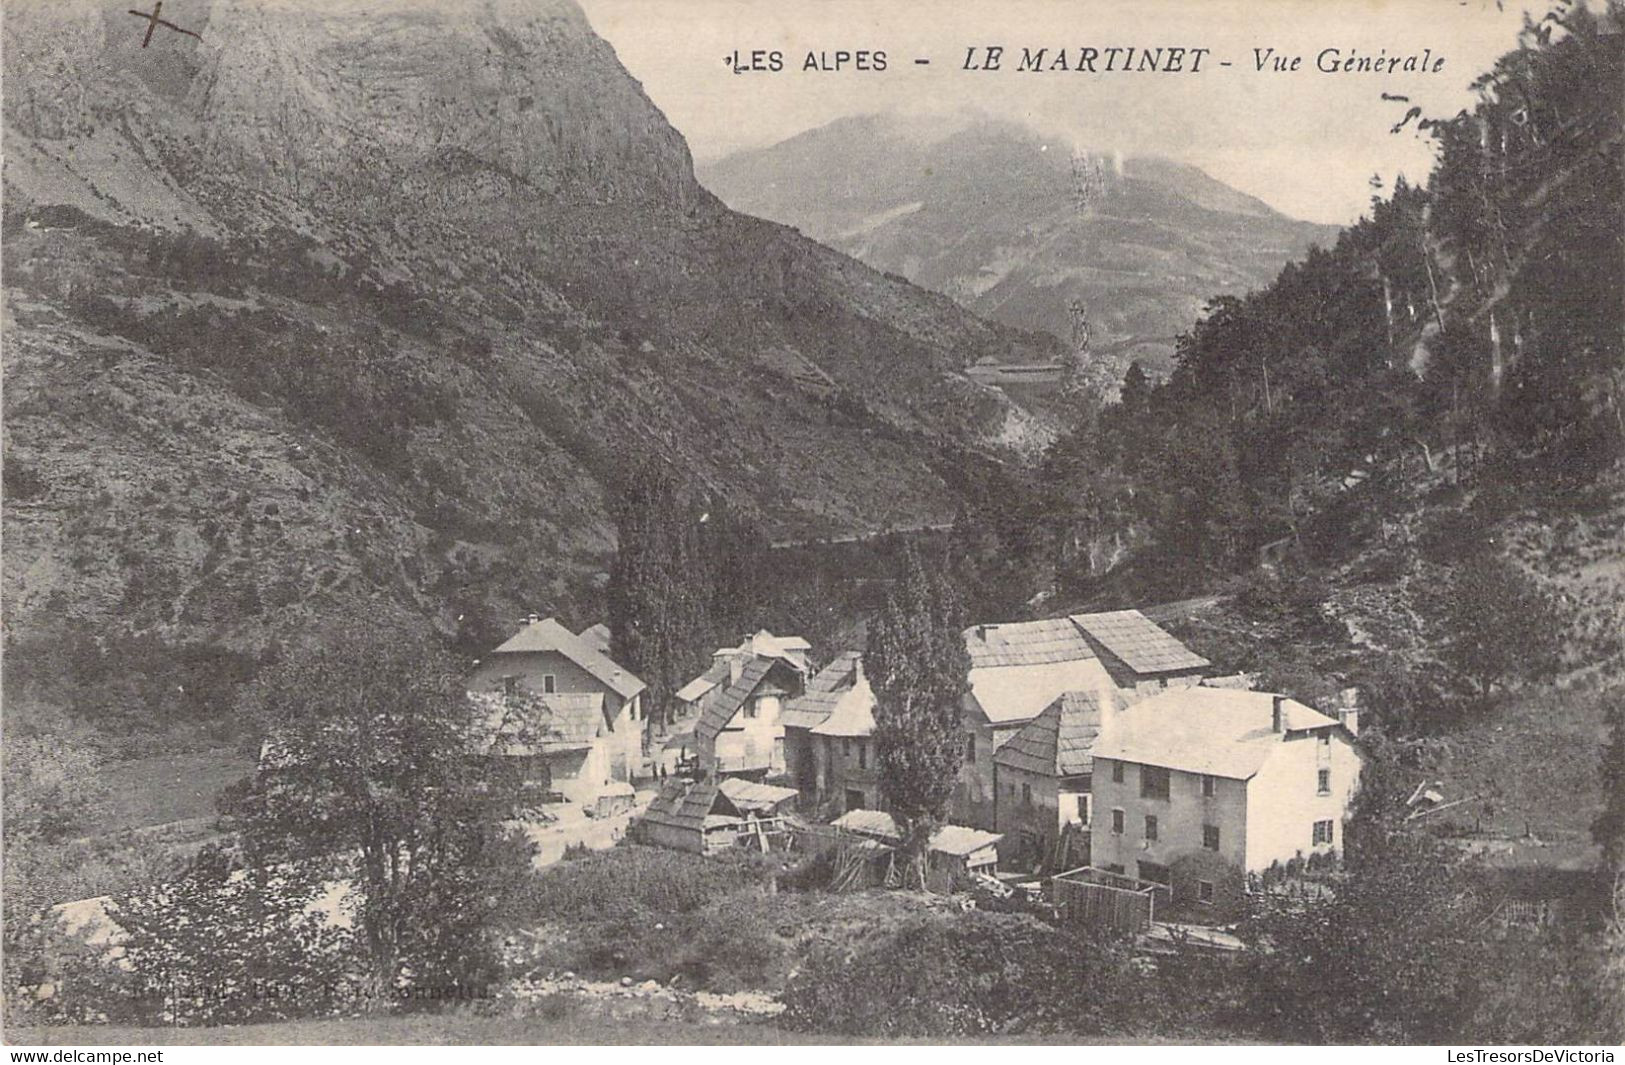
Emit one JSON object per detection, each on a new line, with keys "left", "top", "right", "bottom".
{"left": 990, "top": 689, "right": 1119, "bottom": 871}
{"left": 781, "top": 651, "right": 883, "bottom": 814}
{"left": 955, "top": 610, "right": 1209, "bottom": 830}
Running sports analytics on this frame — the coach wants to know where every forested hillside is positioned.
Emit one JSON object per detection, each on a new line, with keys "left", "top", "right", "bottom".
{"left": 1042, "top": 3, "right": 1621, "bottom": 590}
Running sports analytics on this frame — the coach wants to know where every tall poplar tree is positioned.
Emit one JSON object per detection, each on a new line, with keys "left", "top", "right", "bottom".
{"left": 607, "top": 466, "right": 711, "bottom": 731}
{"left": 867, "top": 544, "right": 972, "bottom": 887}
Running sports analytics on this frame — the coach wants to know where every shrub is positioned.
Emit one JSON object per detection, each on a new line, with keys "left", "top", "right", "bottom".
{"left": 781, "top": 910, "right": 1142, "bottom": 1038}
{"left": 501, "top": 844, "right": 775, "bottom": 927}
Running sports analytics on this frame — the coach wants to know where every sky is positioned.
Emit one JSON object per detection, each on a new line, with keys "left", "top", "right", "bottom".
{"left": 578, "top": 0, "right": 1551, "bottom": 225}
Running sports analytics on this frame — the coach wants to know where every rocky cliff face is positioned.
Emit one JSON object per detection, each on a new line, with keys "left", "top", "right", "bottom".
{"left": 2, "top": 0, "right": 1057, "bottom": 735}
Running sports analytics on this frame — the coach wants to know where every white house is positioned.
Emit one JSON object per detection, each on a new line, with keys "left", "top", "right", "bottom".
{"left": 466, "top": 616, "right": 647, "bottom": 801}
{"left": 1089, "top": 687, "right": 1363, "bottom": 916}
{"left": 678, "top": 630, "right": 809, "bottom": 779}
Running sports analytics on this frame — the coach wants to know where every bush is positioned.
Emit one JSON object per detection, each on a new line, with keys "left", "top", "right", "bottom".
{"left": 781, "top": 910, "right": 1143, "bottom": 1038}
{"left": 501, "top": 844, "right": 775, "bottom": 927}
{"left": 502, "top": 846, "right": 789, "bottom": 992}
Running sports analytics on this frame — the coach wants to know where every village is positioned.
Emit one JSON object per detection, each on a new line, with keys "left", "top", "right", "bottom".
{"left": 455, "top": 606, "right": 1368, "bottom": 938}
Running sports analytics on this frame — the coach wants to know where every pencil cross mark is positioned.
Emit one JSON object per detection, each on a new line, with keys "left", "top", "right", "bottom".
{"left": 127, "top": 2, "right": 202, "bottom": 48}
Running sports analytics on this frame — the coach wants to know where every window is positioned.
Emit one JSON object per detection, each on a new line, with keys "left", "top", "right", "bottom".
{"left": 1022, "top": 783, "right": 1032, "bottom": 807}
{"left": 965, "top": 734, "right": 976, "bottom": 764}
{"left": 1203, "top": 824, "right": 1221, "bottom": 851}
{"left": 542, "top": 674, "right": 556, "bottom": 694}
{"left": 857, "top": 742, "right": 867, "bottom": 770}
{"left": 1111, "top": 808, "right": 1125, "bottom": 834}
{"left": 1197, "top": 880, "right": 1215, "bottom": 904}
{"left": 843, "top": 738, "right": 851, "bottom": 758}
{"left": 1105, "top": 863, "right": 1126, "bottom": 875}
{"left": 845, "top": 789, "right": 865, "bottom": 811}
{"left": 1313, "top": 819, "right": 1334, "bottom": 846}
{"left": 1319, "top": 731, "right": 1331, "bottom": 746}
{"left": 1140, "top": 765, "right": 1170, "bottom": 800}
{"left": 1111, "top": 761, "right": 1125, "bottom": 784}
{"left": 744, "top": 698, "right": 759, "bottom": 719}
{"left": 502, "top": 676, "right": 520, "bottom": 696}
{"left": 1079, "top": 794, "right": 1091, "bottom": 826}
{"left": 1144, "top": 815, "right": 1158, "bottom": 841}
{"left": 1201, "top": 774, "right": 1216, "bottom": 798}
{"left": 1317, "top": 768, "right": 1331, "bottom": 795}
{"left": 1137, "top": 860, "right": 1170, "bottom": 886}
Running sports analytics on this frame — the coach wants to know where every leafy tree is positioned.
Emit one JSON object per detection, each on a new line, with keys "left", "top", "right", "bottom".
{"left": 1238, "top": 752, "right": 1493, "bottom": 1042}
{"left": 1424, "top": 556, "right": 1564, "bottom": 695}
{"left": 228, "top": 623, "right": 535, "bottom": 1004}
{"left": 867, "top": 545, "right": 971, "bottom": 886}
{"left": 116, "top": 842, "right": 355, "bottom": 1026}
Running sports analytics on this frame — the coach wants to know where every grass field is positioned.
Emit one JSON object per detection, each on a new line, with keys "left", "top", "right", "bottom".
{"left": 92, "top": 748, "right": 255, "bottom": 836}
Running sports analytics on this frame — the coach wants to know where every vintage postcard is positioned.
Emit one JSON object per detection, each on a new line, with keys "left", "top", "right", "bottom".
{"left": 2, "top": 0, "right": 1621, "bottom": 1051}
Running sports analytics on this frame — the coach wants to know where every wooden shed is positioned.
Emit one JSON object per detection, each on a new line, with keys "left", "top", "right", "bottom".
{"left": 633, "top": 777, "right": 798, "bottom": 855}
{"left": 830, "top": 809, "right": 1002, "bottom": 893}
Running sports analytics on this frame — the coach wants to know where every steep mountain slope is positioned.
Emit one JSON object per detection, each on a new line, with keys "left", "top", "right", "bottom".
{"left": 700, "top": 115, "right": 1340, "bottom": 379}
{"left": 0, "top": 0, "right": 1057, "bottom": 738}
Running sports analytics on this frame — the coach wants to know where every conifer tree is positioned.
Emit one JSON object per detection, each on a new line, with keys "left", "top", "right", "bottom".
{"left": 868, "top": 545, "right": 971, "bottom": 887}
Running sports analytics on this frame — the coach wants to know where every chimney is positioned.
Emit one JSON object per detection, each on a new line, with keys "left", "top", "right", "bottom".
{"left": 1337, "top": 687, "right": 1361, "bottom": 737}
{"left": 977, "top": 624, "right": 988, "bottom": 641}
{"left": 729, "top": 655, "right": 744, "bottom": 685}
{"left": 527, "top": 613, "right": 540, "bottom": 625}
{"left": 1271, "top": 694, "right": 1287, "bottom": 734}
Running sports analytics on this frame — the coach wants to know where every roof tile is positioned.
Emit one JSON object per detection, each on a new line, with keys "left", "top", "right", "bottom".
{"left": 1071, "top": 610, "right": 1209, "bottom": 675}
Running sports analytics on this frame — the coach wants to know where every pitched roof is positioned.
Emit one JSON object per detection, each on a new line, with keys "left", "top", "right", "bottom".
{"left": 962, "top": 617, "right": 1096, "bottom": 670}
{"left": 743, "top": 630, "right": 810, "bottom": 667}
{"left": 992, "top": 689, "right": 1117, "bottom": 777}
{"left": 1071, "top": 610, "right": 1209, "bottom": 675}
{"left": 1092, "top": 687, "right": 1341, "bottom": 780}
{"left": 490, "top": 617, "right": 646, "bottom": 700}
{"left": 830, "top": 810, "right": 1002, "bottom": 858}
{"left": 640, "top": 778, "right": 726, "bottom": 832}
{"left": 811, "top": 675, "right": 876, "bottom": 738}
{"left": 967, "top": 655, "right": 1117, "bottom": 726}
{"left": 717, "top": 777, "right": 799, "bottom": 812}
{"left": 782, "top": 651, "right": 862, "bottom": 730}
{"left": 676, "top": 660, "right": 731, "bottom": 704}
{"left": 577, "top": 622, "right": 612, "bottom": 656}
{"left": 694, "top": 657, "right": 774, "bottom": 745}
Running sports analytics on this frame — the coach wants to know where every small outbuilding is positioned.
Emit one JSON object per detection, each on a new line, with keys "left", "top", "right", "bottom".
{"left": 634, "top": 776, "right": 798, "bottom": 855}
{"left": 830, "top": 809, "right": 1002, "bottom": 892}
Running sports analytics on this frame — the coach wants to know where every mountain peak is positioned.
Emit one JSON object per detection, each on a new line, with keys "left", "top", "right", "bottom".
{"left": 700, "top": 113, "right": 1339, "bottom": 376}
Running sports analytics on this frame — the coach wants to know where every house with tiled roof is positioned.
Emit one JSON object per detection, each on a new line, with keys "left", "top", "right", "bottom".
{"left": 954, "top": 610, "right": 1209, "bottom": 831}
{"left": 467, "top": 615, "right": 647, "bottom": 799}
{"left": 1090, "top": 687, "right": 1362, "bottom": 917}
{"left": 780, "top": 651, "right": 881, "bottom": 814}
{"left": 990, "top": 689, "right": 1119, "bottom": 871}
{"left": 673, "top": 631, "right": 809, "bottom": 780}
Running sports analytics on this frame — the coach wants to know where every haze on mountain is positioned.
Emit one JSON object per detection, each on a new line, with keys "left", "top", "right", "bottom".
{"left": 1, "top": 0, "right": 1059, "bottom": 705}
{"left": 701, "top": 113, "right": 1342, "bottom": 378}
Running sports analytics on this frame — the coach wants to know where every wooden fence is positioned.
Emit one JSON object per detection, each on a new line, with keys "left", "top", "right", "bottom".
{"left": 1052, "top": 867, "right": 1157, "bottom": 937}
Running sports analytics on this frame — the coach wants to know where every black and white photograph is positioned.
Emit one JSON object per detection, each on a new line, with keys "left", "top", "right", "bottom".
{"left": 2, "top": 0, "right": 1622, "bottom": 1049}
